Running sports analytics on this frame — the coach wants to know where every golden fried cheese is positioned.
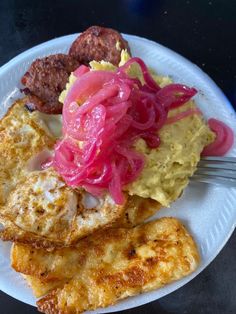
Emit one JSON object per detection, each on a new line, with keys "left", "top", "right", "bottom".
{"left": 0, "top": 168, "right": 126, "bottom": 248}
{"left": 23, "top": 275, "right": 65, "bottom": 298}
{"left": 12, "top": 218, "right": 199, "bottom": 312}
{"left": 115, "top": 196, "right": 161, "bottom": 228}
{"left": 37, "top": 218, "right": 199, "bottom": 314}
{"left": 0, "top": 99, "right": 55, "bottom": 206}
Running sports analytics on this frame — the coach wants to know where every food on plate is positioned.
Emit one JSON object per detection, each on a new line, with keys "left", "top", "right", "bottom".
{"left": 0, "top": 167, "right": 161, "bottom": 248}
{"left": 202, "top": 118, "right": 234, "bottom": 156}
{"left": 69, "top": 26, "right": 130, "bottom": 66}
{"left": 12, "top": 218, "right": 199, "bottom": 309}
{"left": 0, "top": 168, "right": 125, "bottom": 248}
{"left": 0, "top": 99, "right": 55, "bottom": 206}
{"left": 9, "top": 201, "right": 162, "bottom": 282}
{"left": 0, "top": 25, "right": 234, "bottom": 313}
{"left": 29, "top": 217, "right": 199, "bottom": 313}
{"left": 21, "top": 27, "right": 130, "bottom": 115}
{"left": 127, "top": 101, "right": 214, "bottom": 206}
{"left": 114, "top": 196, "right": 161, "bottom": 227}
{"left": 2, "top": 49, "right": 213, "bottom": 249}
{"left": 23, "top": 275, "right": 65, "bottom": 298}
{"left": 21, "top": 54, "right": 80, "bottom": 114}
{"left": 53, "top": 53, "right": 215, "bottom": 207}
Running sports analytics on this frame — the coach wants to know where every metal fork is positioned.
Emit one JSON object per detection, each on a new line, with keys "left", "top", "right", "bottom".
{"left": 191, "top": 156, "right": 236, "bottom": 187}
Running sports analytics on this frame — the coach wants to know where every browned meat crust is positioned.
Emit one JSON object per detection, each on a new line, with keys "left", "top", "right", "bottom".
{"left": 21, "top": 54, "right": 80, "bottom": 114}
{"left": 69, "top": 26, "right": 130, "bottom": 66}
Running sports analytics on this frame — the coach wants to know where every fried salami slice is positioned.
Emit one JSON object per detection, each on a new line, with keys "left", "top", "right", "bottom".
{"left": 69, "top": 26, "right": 131, "bottom": 66}
{"left": 21, "top": 54, "right": 80, "bottom": 114}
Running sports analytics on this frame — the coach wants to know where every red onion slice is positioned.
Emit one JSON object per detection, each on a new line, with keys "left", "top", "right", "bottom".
{"left": 156, "top": 84, "right": 197, "bottom": 109}
{"left": 117, "top": 57, "right": 161, "bottom": 91}
{"left": 202, "top": 118, "right": 234, "bottom": 156}
{"left": 165, "top": 108, "right": 202, "bottom": 124}
{"left": 51, "top": 57, "right": 201, "bottom": 204}
{"left": 64, "top": 71, "right": 117, "bottom": 106}
{"left": 73, "top": 65, "right": 90, "bottom": 77}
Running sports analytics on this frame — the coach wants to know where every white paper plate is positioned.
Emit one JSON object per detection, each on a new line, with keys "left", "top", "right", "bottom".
{"left": 0, "top": 34, "right": 235, "bottom": 312}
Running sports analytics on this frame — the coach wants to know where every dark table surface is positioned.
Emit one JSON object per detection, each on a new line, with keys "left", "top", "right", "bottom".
{"left": 0, "top": 0, "right": 235, "bottom": 313}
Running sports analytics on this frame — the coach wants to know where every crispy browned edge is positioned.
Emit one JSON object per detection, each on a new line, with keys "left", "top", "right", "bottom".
{"left": 0, "top": 218, "right": 65, "bottom": 250}
{"left": 37, "top": 291, "right": 59, "bottom": 314}
{"left": 35, "top": 217, "right": 200, "bottom": 313}
{"left": 11, "top": 217, "right": 198, "bottom": 284}
{"left": 115, "top": 196, "right": 161, "bottom": 227}
{"left": 23, "top": 274, "right": 67, "bottom": 298}
{"left": 0, "top": 211, "right": 121, "bottom": 250}
{"left": 0, "top": 98, "right": 60, "bottom": 249}
{"left": 1, "top": 195, "right": 161, "bottom": 249}
{"left": 0, "top": 97, "right": 25, "bottom": 120}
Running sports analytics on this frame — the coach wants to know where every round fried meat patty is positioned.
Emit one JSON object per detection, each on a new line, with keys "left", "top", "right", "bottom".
{"left": 21, "top": 54, "right": 80, "bottom": 114}
{"left": 69, "top": 26, "right": 131, "bottom": 66}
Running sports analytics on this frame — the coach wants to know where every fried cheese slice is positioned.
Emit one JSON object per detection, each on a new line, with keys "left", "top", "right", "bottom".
{"left": 0, "top": 99, "right": 56, "bottom": 206}
{"left": 115, "top": 195, "right": 161, "bottom": 228}
{"left": 12, "top": 218, "right": 199, "bottom": 313}
{"left": 1, "top": 168, "right": 126, "bottom": 248}
{"left": 23, "top": 275, "right": 65, "bottom": 298}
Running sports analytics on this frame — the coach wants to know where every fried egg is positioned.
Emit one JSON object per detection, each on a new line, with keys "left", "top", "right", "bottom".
{"left": 0, "top": 99, "right": 56, "bottom": 205}
{"left": 0, "top": 168, "right": 126, "bottom": 248}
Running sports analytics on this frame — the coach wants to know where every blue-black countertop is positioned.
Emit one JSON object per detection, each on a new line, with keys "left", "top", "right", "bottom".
{"left": 0, "top": 1, "right": 235, "bottom": 313}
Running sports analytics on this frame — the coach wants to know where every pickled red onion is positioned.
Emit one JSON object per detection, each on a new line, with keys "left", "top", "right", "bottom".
{"left": 202, "top": 118, "right": 234, "bottom": 156}
{"left": 73, "top": 65, "right": 90, "bottom": 77}
{"left": 165, "top": 108, "right": 202, "bottom": 124}
{"left": 155, "top": 84, "right": 197, "bottom": 109}
{"left": 64, "top": 71, "right": 117, "bottom": 106}
{"left": 117, "top": 57, "right": 161, "bottom": 91}
{"left": 52, "top": 57, "right": 199, "bottom": 204}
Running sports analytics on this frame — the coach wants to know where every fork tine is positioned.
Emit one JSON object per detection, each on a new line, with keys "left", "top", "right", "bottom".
{"left": 200, "top": 156, "right": 236, "bottom": 163}
{"left": 195, "top": 168, "right": 236, "bottom": 179}
{"left": 191, "top": 174, "right": 236, "bottom": 186}
{"left": 198, "top": 162, "right": 236, "bottom": 171}
{"left": 198, "top": 156, "right": 236, "bottom": 171}
{"left": 192, "top": 156, "right": 236, "bottom": 187}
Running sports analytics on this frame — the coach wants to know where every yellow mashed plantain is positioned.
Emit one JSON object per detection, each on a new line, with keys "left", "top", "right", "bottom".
{"left": 129, "top": 101, "right": 214, "bottom": 206}
{"left": 59, "top": 50, "right": 215, "bottom": 207}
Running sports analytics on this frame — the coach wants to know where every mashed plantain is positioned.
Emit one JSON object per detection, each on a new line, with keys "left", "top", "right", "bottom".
{"left": 128, "top": 102, "right": 214, "bottom": 206}
{"left": 59, "top": 50, "right": 215, "bottom": 207}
